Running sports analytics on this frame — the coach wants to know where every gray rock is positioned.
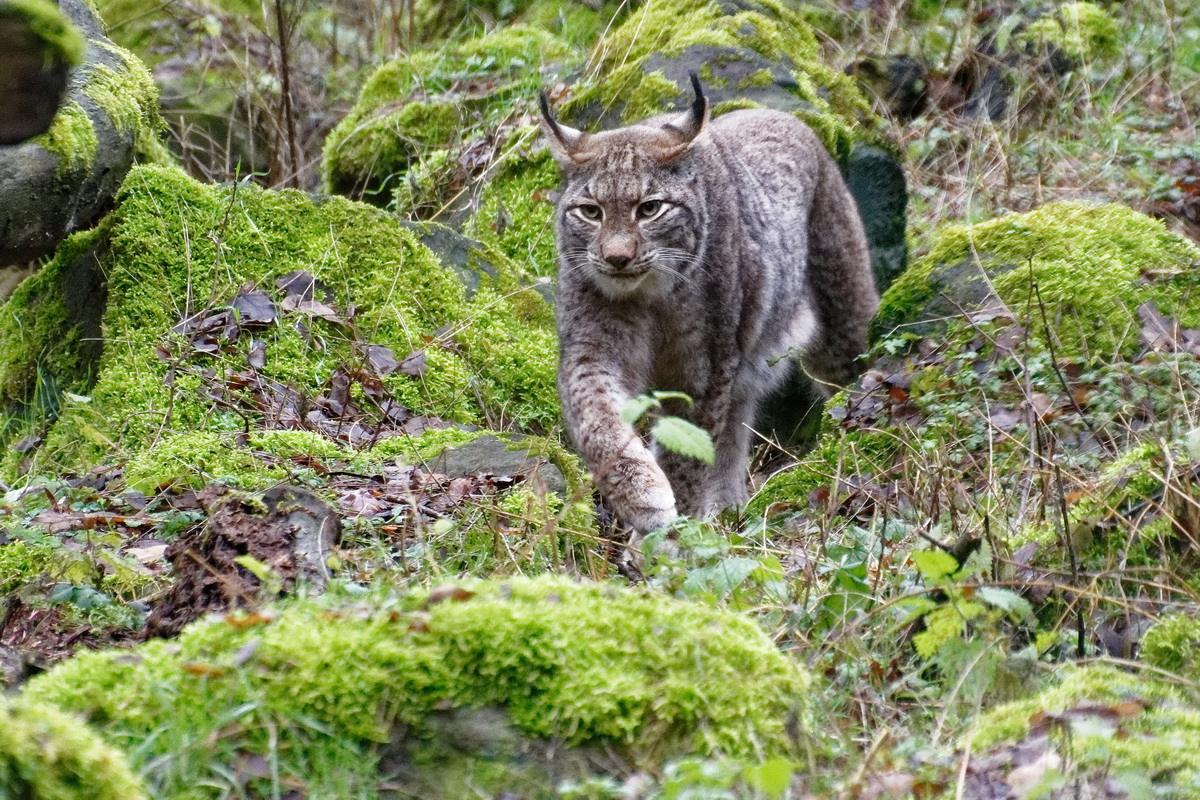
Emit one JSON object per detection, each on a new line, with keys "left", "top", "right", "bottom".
{"left": 0, "top": 12, "right": 72, "bottom": 144}
{"left": 0, "top": 0, "right": 155, "bottom": 266}
{"left": 426, "top": 434, "right": 567, "bottom": 495}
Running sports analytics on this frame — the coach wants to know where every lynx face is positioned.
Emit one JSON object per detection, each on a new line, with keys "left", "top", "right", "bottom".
{"left": 555, "top": 140, "right": 705, "bottom": 299}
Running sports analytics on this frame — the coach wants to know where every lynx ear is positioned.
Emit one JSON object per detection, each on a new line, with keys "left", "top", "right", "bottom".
{"left": 662, "top": 72, "right": 710, "bottom": 146}
{"left": 539, "top": 91, "right": 592, "bottom": 165}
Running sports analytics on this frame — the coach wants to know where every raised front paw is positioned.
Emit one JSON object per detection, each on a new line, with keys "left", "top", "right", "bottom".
{"left": 603, "top": 458, "right": 678, "bottom": 533}
{"left": 622, "top": 499, "right": 678, "bottom": 534}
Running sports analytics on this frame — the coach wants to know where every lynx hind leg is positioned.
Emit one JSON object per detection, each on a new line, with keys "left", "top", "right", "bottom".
{"left": 801, "top": 157, "right": 880, "bottom": 394}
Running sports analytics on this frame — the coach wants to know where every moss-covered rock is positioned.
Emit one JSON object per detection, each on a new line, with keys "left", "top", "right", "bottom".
{"left": 0, "top": 0, "right": 85, "bottom": 65}
{"left": 754, "top": 202, "right": 1200, "bottom": 538}
{"left": 1017, "top": 2, "right": 1121, "bottom": 64}
{"left": 875, "top": 202, "right": 1200, "bottom": 359}
{"left": 0, "top": 693, "right": 147, "bottom": 800}
{"left": 22, "top": 576, "right": 812, "bottom": 798}
{"left": 0, "top": 0, "right": 85, "bottom": 145}
{"left": 321, "top": 24, "right": 575, "bottom": 209}
{"left": 564, "top": 0, "right": 874, "bottom": 160}
{"left": 0, "top": 0, "right": 163, "bottom": 264}
{"left": 0, "top": 164, "right": 559, "bottom": 479}
{"left": 970, "top": 664, "right": 1200, "bottom": 792}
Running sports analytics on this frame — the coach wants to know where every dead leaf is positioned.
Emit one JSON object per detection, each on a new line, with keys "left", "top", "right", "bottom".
{"left": 364, "top": 345, "right": 400, "bottom": 375}
{"left": 399, "top": 350, "right": 427, "bottom": 376}
{"left": 232, "top": 290, "right": 278, "bottom": 326}
{"left": 426, "top": 586, "right": 475, "bottom": 606}
{"left": 126, "top": 544, "right": 168, "bottom": 563}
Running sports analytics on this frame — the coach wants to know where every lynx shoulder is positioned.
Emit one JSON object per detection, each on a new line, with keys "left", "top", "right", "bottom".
{"left": 541, "top": 76, "right": 879, "bottom": 533}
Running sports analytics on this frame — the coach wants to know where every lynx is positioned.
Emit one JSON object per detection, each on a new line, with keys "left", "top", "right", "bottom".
{"left": 541, "top": 75, "right": 879, "bottom": 533}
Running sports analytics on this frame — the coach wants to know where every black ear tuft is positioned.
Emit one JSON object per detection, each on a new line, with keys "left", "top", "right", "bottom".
{"left": 539, "top": 90, "right": 562, "bottom": 138}
{"left": 688, "top": 72, "right": 706, "bottom": 122}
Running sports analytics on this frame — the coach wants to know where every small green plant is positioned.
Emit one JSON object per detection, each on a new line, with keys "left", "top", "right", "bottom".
{"left": 621, "top": 391, "right": 715, "bottom": 465}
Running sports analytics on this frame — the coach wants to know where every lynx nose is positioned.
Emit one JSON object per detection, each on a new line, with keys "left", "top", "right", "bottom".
{"left": 601, "top": 237, "right": 638, "bottom": 270}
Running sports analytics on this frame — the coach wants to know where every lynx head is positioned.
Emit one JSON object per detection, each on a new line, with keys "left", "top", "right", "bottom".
{"left": 540, "top": 75, "right": 711, "bottom": 299}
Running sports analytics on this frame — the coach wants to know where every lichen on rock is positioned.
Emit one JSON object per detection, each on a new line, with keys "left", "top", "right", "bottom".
{"left": 22, "top": 576, "right": 812, "bottom": 798}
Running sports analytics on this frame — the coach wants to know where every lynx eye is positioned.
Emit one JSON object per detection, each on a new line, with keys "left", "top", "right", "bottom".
{"left": 575, "top": 203, "right": 603, "bottom": 222}
{"left": 636, "top": 199, "right": 664, "bottom": 220}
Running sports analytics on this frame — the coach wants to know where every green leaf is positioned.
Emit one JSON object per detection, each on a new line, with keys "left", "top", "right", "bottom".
{"left": 977, "top": 586, "right": 1033, "bottom": 618}
{"left": 234, "top": 554, "right": 283, "bottom": 596}
{"left": 651, "top": 417, "right": 715, "bottom": 464}
{"left": 650, "top": 390, "right": 695, "bottom": 406}
{"left": 741, "top": 757, "right": 798, "bottom": 798}
{"left": 621, "top": 394, "right": 660, "bottom": 425}
{"left": 911, "top": 549, "right": 959, "bottom": 580}
{"left": 685, "top": 557, "right": 760, "bottom": 598}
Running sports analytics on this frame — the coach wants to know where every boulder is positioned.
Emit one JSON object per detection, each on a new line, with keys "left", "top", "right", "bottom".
{"left": 0, "top": 0, "right": 85, "bottom": 145}
{"left": 23, "top": 576, "right": 813, "bottom": 798}
{"left": 0, "top": 164, "right": 561, "bottom": 481}
{"left": 756, "top": 202, "right": 1200, "bottom": 523}
{"left": 0, "top": 0, "right": 160, "bottom": 265}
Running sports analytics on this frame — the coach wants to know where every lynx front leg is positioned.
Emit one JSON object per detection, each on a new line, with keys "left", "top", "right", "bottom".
{"left": 559, "top": 343, "right": 677, "bottom": 533}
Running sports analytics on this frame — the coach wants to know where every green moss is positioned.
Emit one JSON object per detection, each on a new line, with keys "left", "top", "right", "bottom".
{"left": 8, "top": 165, "right": 559, "bottom": 479}
{"left": 123, "top": 431, "right": 278, "bottom": 492}
{"left": 971, "top": 664, "right": 1200, "bottom": 789}
{"left": 0, "top": 694, "right": 146, "bottom": 800}
{"left": 322, "top": 25, "right": 575, "bottom": 208}
{"left": 874, "top": 202, "right": 1200, "bottom": 359}
{"left": 84, "top": 42, "right": 162, "bottom": 147}
{"left": 1141, "top": 615, "right": 1200, "bottom": 680}
{"left": 23, "top": 576, "right": 811, "bottom": 797}
{"left": 1017, "top": 2, "right": 1121, "bottom": 63}
{"left": 748, "top": 406, "right": 899, "bottom": 513}
{"left": 0, "top": 0, "right": 86, "bottom": 66}
{"left": 463, "top": 131, "right": 561, "bottom": 275}
{"left": 738, "top": 68, "right": 776, "bottom": 89}
{"left": 25, "top": 39, "right": 162, "bottom": 176}
{"left": 0, "top": 540, "right": 57, "bottom": 594}
{"left": 31, "top": 101, "right": 98, "bottom": 175}
{"left": 353, "top": 427, "right": 486, "bottom": 468}
{"left": 0, "top": 228, "right": 99, "bottom": 405}
{"left": 565, "top": 0, "right": 875, "bottom": 160}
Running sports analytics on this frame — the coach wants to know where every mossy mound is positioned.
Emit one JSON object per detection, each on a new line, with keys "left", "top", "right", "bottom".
{"left": 875, "top": 201, "right": 1200, "bottom": 360}
{"left": 1017, "top": 2, "right": 1121, "bottom": 63}
{"left": 753, "top": 202, "right": 1200, "bottom": 550}
{"left": 971, "top": 664, "right": 1200, "bottom": 792}
{"left": 321, "top": 24, "right": 575, "bottom": 209}
{"left": 0, "top": 694, "right": 147, "bottom": 800}
{"left": 22, "top": 576, "right": 812, "bottom": 798}
{"left": 565, "top": 0, "right": 874, "bottom": 160}
{"left": 0, "top": 164, "right": 559, "bottom": 479}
